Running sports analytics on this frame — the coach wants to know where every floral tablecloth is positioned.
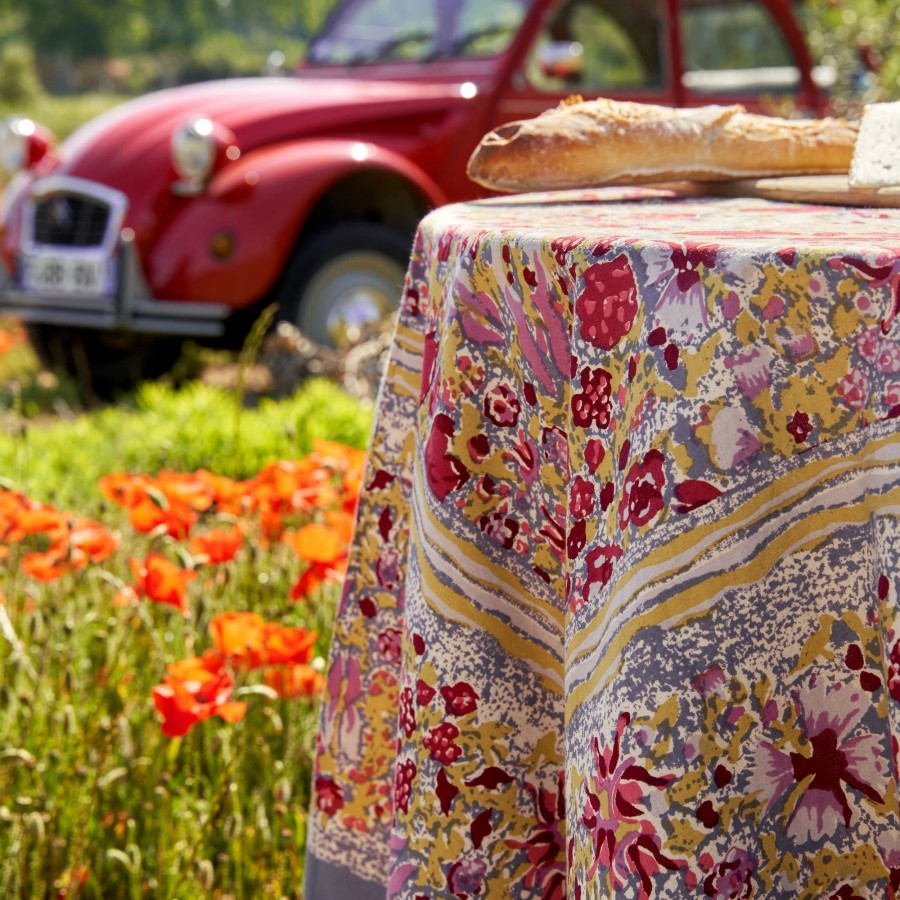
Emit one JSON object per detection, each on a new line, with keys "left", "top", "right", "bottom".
{"left": 304, "top": 188, "right": 900, "bottom": 899}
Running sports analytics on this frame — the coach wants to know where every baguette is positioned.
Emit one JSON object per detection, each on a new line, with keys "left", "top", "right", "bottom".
{"left": 466, "top": 96, "right": 858, "bottom": 193}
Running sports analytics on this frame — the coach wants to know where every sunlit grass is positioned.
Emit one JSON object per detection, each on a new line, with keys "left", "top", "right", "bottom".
{"left": 0, "top": 322, "right": 372, "bottom": 897}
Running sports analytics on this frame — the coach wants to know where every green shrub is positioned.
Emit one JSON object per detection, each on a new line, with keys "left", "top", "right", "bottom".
{"left": 0, "top": 40, "right": 42, "bottom": 106}
{"left": 0, "top": 378, "right": 373, "bottom": 512}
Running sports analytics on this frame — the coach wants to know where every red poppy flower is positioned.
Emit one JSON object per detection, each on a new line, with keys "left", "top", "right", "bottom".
{"left": 264, "top": 663, "right": 325, "bottom": 698}
{"left": 129, "top": 553, "right": 196, "bottom": 613}
{"left": 69, "top": 518, "right": 118, "bottom": 566}
{"left": 188, "top": 526, "right": 244, "bottom": 565}
{"left": 21, "top": 549, "right": 69, "bottom": 582}
{"left": 286, "top": 521, "right": 347, "bottom": 563}
{"left": 126, "top": 495, "right": 196, "bottom": 540}
{"left": 209, "top": 611, "right": 317, "bottom": 669}
{"left": 151, "top": 658, "right": 245, "bottom": 737}
{"left": 13, "top": 506, "right": 65, "bottom": 535}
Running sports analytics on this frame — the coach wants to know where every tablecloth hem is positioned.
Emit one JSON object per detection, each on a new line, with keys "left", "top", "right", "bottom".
{"left": 304, "top": 852, "right": 385, "bottom": 900}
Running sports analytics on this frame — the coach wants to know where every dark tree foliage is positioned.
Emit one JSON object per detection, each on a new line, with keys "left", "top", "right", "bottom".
{"left": 0, "top": 0, "right": 336, "bottom": 58}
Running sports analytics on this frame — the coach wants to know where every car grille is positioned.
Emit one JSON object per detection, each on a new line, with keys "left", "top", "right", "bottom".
{"left": 32, "top": 193, "right": 111, "bottom": 248}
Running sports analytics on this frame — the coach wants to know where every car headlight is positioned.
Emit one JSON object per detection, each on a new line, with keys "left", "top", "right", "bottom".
{"left": 0, "top": 115, "right": 54, "bottom": 175}
{"left": 170, "top": 116, "right": 239, "bottom": 195}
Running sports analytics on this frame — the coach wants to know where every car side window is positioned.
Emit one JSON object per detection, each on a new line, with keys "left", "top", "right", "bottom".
{"left": 445, "top": 0, "right": 530, "bottom": 58}
{"left": 309, "top": 0, "right": 437, "bottom": 64}
{"left": 310, "top": 0, "right": 529, "bottom": 64}
{"left": 526, "top": 0, "right": 665, "bottom": 93}
{"left": 679, "top": 0, "right": 799, "bottom": 97}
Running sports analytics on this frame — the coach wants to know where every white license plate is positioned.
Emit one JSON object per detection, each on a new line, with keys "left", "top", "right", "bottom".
{"left": 20, "top": 252, "right": 111, "bottom": 296}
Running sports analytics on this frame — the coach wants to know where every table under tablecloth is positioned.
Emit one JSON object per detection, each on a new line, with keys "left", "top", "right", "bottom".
{"left": 304, "top": 187, "right": 900, "bottom": 899}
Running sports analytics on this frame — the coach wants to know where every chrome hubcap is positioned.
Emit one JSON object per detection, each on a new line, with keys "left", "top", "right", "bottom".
{"left": 299, "top": 250, "right": 405, "bottom": 348}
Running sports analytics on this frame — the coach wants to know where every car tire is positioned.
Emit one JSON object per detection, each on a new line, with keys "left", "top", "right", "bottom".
{"left": 277, "top": 223, "right": 411, "bottom": 348}
{"left": 26, "top": 324, "right": 183, "bottom": 399}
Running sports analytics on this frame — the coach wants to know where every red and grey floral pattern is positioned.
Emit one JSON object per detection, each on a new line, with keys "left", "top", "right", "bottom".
{"left": 306, "top": 188, "right": 900, "bottom": 898}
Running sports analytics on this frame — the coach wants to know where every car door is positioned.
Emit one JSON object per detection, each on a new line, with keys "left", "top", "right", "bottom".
{"left": 494, "top": 0, "right": 675, "bottom": 124}
{"left": 492, "top": 0, "right": 825, "bottom": 126}
{"left": 676, "top": 0, "right": 828, "bottom": 113}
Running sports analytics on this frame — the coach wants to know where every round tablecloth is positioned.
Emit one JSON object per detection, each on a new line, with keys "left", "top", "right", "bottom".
{"left": 305, "top": 188, "right": 900, "bottom": 899}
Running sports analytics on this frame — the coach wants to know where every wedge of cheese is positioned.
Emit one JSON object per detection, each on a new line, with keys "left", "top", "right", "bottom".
{"left": 849, "top": 101, "right": 900, "bottom": 188}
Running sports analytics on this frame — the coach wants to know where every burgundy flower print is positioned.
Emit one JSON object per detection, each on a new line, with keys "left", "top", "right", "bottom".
{"left": 506, "top": 773, "right": 567, "bottom": 900}
{"left": 315, "top": 776, "right": 345, "bottom": 816}
{"left": 417, "top": 678, "right": 437, "bottom": 706}
{"left": 567, "top": 519, "right": 587, "bottom": 560}
{"left": 581, "top": 712, "right": 683, "bottom": 897}
{"left": 572, "top": 366, "right": 613, "bottom": 429}
{"left": 375, "top": 546, "right": 401, "bottom": 588}
{"left": 468, "top": 433, "right": 490, "bottom": 464}
{"left": 576, "top": 254, "right": 639, "bottom": 350}
{"left": 483, "top": 383, "right": 521, "bottom": 427}
{"left": 394, "top": 758, "right": 417, "bottom": 815}
{"left": 579, "top": 544, "right": 624, "bottom": 609}
{"left": 670, "top": 245, "right": 717, "bottom": 292}
{"left": 838, "top": 256, "right": 900, "bottom": 333}
{"left": 425, "top": 413, "right": 470, "bottom": 502}
{"left": 672, "top": 480, "right": 722, "bottom": 515}
{"left": 857, "top": 325, "right": 900, "bottom": 374}
{"left": 787, "top": 410, "right": 813, "bottom": 445}
{"left": 441, "top": 681, "right": 479, "bottom": 716}
{"left": 376, "top": 627, "right": 404, "bottom": 664}
{"left": 399, "top": 686, "right": 417, "bottom": 737}
{"left": 420, "top": 329, "right": 440, "bottom": 402}
{"left": 644, "top": 242, "right": 717, "bottom": 336}
{"left": 748, "top": 680, "right": 887, "bottom": 842}
{"left": 829, "top": 886, "right": 864, "bottom": 900}
{"left": 585, "top": 439, "right": 606, "bottom": 473}
{"left": 836, "top": 367, "right": 871, "bottom": 413}
{"left": 887, "top": 637, "right": 900, "bottom": 703}
{"left": 424, "top": 722, "right": 463, "bottom": 765}
{"left": 844, "top": 643, "right": 882, "bottom": 693}
{"left": 701, "top": 847, "right": 755, "bottom": 899}
{"left": 875, "top": 341, "right": 900, "bottom": 374}
{"left": 618, "top": 449, "right": 666, "bottom": 529}
{"left": 478, "top": 508, "right": 520, "bottom": 550}
{"left": 570, "top": 476, "right": 596, "bottom": 520}
{"left": 447, "top": 857, "right": 488, "bottom": 899}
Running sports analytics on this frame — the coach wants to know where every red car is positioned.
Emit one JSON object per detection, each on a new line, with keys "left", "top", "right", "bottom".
{"left": 0, "top": 0, "right": 830, "bottom": 392}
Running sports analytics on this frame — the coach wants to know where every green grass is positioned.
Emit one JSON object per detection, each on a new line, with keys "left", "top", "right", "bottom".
{"left": 0, "top": 328, "right": 374, "bottom": 898}
{"left": 1, "top": 92, "right": 128, "bottom": 142}
{"left": 0, "top": 376, "right": 373, "bottom": 512}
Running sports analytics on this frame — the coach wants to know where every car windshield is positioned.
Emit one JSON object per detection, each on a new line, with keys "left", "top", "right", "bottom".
{"left": 307, "top": 0, "right": 530, "bottom": 65}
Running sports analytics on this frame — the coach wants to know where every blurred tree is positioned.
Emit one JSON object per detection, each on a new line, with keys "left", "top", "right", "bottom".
{"left": 4, "top": 0, "right": 115, "bottom": 58}
{"left": 0, "top": 0, "right": 341, "bottom": 90}
{"left": 800, "top": 0, "right": 900, "bottom": 112}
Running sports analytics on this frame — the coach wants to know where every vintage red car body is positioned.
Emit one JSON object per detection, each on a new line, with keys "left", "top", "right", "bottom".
{"left": 0, "top": 0, "right": 830, "bottom": 390}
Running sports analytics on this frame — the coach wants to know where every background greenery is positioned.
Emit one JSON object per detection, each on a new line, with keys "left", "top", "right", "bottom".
{"left": 0, "top": 0, "right": 898, "bottom": 895}
{"left": 0, "top": 0, "right": 897, "bottom": 119}
{"left": 0, "top": 0, "right": 336, "bottom": 95}
{"left": 0, "top": 325, "right": 373, "bottom": 897}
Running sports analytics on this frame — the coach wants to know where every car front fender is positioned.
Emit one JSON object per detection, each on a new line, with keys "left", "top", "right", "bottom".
{"left": 146, "top": 139, "right": 448, "bottom": 308}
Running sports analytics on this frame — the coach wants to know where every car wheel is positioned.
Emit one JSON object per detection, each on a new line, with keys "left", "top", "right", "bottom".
{"left": 26, "top": 324, "right": 183, "bottom": 399}
{"left": 278, "top": 223, "right": 411, "bottom": 348}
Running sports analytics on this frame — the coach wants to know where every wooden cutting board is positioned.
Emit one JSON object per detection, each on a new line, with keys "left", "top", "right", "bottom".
{"left": 688, "top": 174, "right": 900, "bottom": 207}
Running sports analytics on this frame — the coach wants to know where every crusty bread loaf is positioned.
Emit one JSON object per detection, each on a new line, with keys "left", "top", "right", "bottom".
{"left": 466, "top": 96, "right": 858, "bottom": 193}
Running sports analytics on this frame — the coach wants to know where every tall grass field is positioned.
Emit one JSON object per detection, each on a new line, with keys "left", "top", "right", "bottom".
{"left": 0, "top": 325, "right": 374, "bottom": 898}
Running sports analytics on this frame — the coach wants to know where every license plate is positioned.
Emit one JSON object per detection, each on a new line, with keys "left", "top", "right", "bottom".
{"left": 20, "top": 252, "right": 112, "bottom": 296}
